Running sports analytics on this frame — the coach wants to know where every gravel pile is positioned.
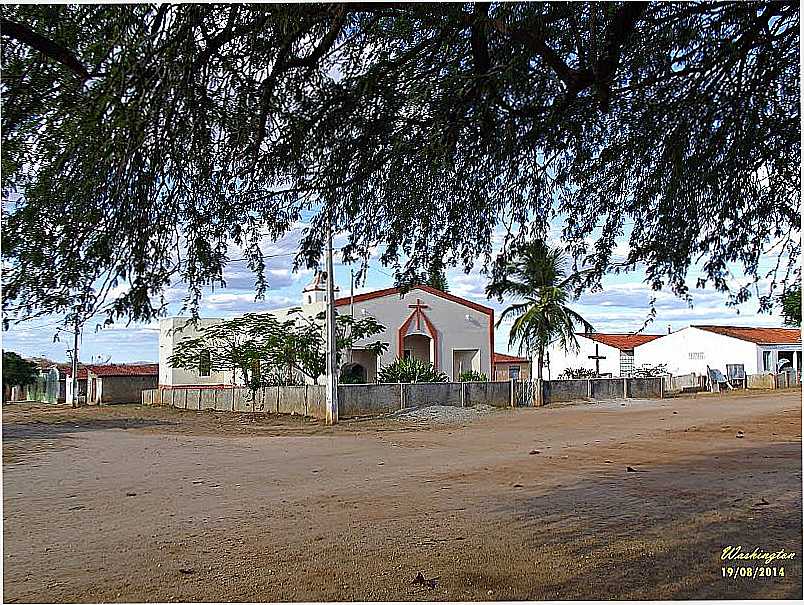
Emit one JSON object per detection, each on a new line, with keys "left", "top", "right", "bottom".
{"left": 389, "top": 404, "right": 498, "bottom": 424}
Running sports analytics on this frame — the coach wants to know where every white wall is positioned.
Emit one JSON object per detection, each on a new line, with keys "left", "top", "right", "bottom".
{"left": 159, "top": 317, "right": 235, "bottom": 386}
{"left": 634, "top": 327, "right": 759, "bottom": 375}
{"left": 546, "top": 336, "right": 622, "bottom": 378}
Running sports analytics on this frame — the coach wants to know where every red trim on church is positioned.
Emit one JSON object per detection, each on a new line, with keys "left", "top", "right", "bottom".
{"left": 335, "top": 284, "right": 494, "bottom": 374}
{"left": 397, "top": 299, "right": 440, "bottom": 368}
{"left": 334, "top": 284, "right": 493, "bottom": 316}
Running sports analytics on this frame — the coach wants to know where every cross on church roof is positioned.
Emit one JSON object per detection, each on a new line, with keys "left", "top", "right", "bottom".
{"left": 408, "top": 298, "right": 429, "bottom": 311}
{"left": 407, "top": 298, "right": 429, "bottom": 331}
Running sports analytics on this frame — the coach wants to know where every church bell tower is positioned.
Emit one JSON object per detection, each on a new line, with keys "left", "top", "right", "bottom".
{"left": 302, "top": 270, "right": 339, "bottom": 305}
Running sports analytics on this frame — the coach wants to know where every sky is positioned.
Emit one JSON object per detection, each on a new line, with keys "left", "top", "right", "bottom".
{"left": 1, "top": 216, "right": 791, "bottom": 364}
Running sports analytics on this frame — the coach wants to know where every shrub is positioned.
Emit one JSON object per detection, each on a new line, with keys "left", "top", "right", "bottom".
{"left": 558, "top": 367, "right": 598, "bottom": 379}
{"left": 458, "top": 370, "right": 488, "bottom": 382}
{"left": 377, "top": 358, "right": 448, "bottom": 383}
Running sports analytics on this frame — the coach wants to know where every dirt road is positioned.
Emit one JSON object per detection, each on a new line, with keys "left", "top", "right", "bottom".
{"left": 3, "top": 390, "right": 802, "bottom": 601}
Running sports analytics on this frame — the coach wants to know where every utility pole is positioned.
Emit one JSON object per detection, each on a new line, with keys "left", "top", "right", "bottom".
{"left": 350, "top": 269, "right": 355, "bottom": 319}
{"left": 347, "top": 269, "right": 355, "bottom": 365}
{"left": 70, "top": 317, "right": 80, "bottom": 408}
{"left": 324, "top": 222, "right": 339, "bottom": 425}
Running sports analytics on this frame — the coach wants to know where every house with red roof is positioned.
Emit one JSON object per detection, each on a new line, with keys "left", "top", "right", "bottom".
{"left": 86, "top": 364, "right": 159, "bottom": 405}
{"left": 634, "top": 325, "right": 802, "bottom": 377}
{"left": 547, "top": 332, "right": 665, "bottom": 378}
{"left": 492, "top": 352, "right": 532, "bottom": 381}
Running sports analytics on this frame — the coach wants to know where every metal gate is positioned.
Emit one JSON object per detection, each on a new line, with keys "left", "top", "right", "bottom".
{"left": 513, "top": 380, "right": 537, "bottom": 407}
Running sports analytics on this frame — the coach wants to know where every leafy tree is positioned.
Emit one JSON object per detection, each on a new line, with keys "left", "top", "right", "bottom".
{"left": 168, "top": 311, "right": 388, "bottom": 395}
{"left": 2, "top": 351, "right": 39, "bottom": 397}
{"left": 458, "top": 369, "right": 488, "bottom": 382}
{"left": 779, "top": 284, "right": 801, "bottom": 327}
{"left": 487, "top": 240, "right": 593, "bottom": 380}
{"left": 378, "top": 358, "right": 448, "bottom": 383}
{"left": 423, "top": 260, "right": 449, "bottom": 293}
{"left": 1, "top": 3, "right": 799, "bottom": 328}
{"left": 395, "top": 259, "right": 449, "bottom": 292}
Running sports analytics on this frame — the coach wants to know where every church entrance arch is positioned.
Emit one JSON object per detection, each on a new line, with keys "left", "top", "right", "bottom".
{"left": 403, "top": 333, "right": 432, "bottom": 365}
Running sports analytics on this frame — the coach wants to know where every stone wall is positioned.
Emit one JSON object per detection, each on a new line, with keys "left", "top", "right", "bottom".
{"left": 143, "top": 376, "right": 667, "bottom": 419}
{"left": 542, "top": 379, "right": 588, "bottom": 403}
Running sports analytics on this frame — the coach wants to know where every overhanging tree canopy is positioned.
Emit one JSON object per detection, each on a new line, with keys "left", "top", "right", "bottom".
{"left": 1, "top": 2, "right": 799, "bottom": 326}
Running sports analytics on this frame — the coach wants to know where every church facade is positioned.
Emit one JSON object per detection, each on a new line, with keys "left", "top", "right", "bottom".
{"left": 159, "top": 276, "right": 495, "bottom": 387}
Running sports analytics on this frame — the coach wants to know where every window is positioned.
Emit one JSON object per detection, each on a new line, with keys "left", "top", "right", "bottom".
{"left": 762, "top": 350, "right": 772, "bottom": 372}
{"left": 620, "top": 350, "right": 634, "bottom": 376}
{"left": 508, "top": 366, "right": 521, "bottom": 380}
{"left": 688, "top": 352, "right": 705, "bottom": 360}
{"left": 199, "top": 350, "right": 211, "bottom": 377}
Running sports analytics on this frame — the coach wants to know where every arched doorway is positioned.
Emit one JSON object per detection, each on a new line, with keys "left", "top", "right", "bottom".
{"left": 403, "top": 333, "right": 432, "bottom": 365}
{"left": 340, "top": 362, "right": 367, "bottom": 384}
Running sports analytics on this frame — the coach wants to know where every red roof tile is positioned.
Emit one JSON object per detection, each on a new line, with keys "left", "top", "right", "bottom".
{"left": 581, "top": 333, "right": 663, "bottom": 350}
{"left": 693, "top": 325, "right": 801, "bottom": 345}
{"left": 61, "top": 366, "right": 88, "bottom": 379}
{"left": 493, "top": 352, "right": 530, "bottom": 364}
{"left": 87, "top": 364, "right": 159, "bottom": 377}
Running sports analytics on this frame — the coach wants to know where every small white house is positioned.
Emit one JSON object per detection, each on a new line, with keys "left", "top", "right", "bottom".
{"left": 546, "top": 333, "right": 664, "bottom": 378}
{"left": 634, "top": 325, "right": 802, "bottom": 376}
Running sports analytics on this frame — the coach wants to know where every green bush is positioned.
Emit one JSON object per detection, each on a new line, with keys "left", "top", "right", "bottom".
{"left": 377, "top": 358, "right": 448, "bottom": 383}
{"left": 458, "top": 370, "right": 487, "bottom": 382}
{"left": 558, "top": 367, "right": 598, "bottom": 379}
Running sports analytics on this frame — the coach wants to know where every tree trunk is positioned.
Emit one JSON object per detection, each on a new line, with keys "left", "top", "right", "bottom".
{"left": 537, "top": 346, "right": 544, "bottom": 381}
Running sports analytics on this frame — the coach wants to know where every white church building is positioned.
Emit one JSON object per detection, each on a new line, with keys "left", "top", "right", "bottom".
{"left": 159, "top": 274, "right": 495, "bottom": 387}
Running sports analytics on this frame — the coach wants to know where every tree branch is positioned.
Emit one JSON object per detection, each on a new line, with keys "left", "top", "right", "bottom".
{"left": 1, "top": 17, "right": 89, "bottom": 80}
{"left": 593, "top": 1, "right": 649, "bottom": 112}
{"left": 470, "top": 2, "right": 491, "bottom": 76}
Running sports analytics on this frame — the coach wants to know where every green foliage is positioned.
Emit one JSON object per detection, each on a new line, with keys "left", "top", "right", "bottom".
{"left": 168, "top": 311, "right": 388, "bottom": 396}
{"left": 558, "top": 367, "right": 598, "bottom": 380}
{"left": 780, "top": 284, "right": 801, "bottom": 327}
{"left": 423, "top": 260, "right": 449, "bottom": 293}
{"left": 2, "top": 351, "right": 38, "bottom": 389}
{"left": 0, "top": 3, "right": 799, "bottom": 325}
{"left": 487, "top": 240, "right": 593, "bottom": 380}
{"left": 377, "top": 358, "right": 448, "bottom": 383}
{"left": 339, "top": 362, "right": 367, "bottom": 384}
{"left": 458, "top": 369, "right": 487, "bottom": 382}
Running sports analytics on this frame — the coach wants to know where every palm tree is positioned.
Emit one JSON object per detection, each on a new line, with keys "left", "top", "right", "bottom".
{"left": 486, "top": 241, "right": 593, "bottom": 381}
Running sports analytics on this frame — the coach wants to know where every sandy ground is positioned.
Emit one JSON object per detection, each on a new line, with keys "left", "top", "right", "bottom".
{"left": 2, "top": 389, "right": 802, "bottom": 602}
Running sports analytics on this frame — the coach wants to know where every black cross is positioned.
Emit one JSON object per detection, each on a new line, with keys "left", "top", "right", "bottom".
{"left": 588, "top": 343, "right": 606, "bottom": 375}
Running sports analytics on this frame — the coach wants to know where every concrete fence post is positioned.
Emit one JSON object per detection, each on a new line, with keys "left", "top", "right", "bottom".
{"left": 659, "top": 377, "right": 665, "bottom": 399}
{"left": 399, "top": 383, "right": 406, "bottom": 410}
{"left": 623, "top": 378, "right": 628, "bottom": 399}
{"left": 460, "top": 382, "right": 466, "bottom": 408}
{"left": 534, "top": 379, "right": 544, "bottom": 407}
{"left": 510, "top": 379, "right": 515, "bottom": 408}
{"left": 587, "top": 379, "right": 592, "bottom": 399}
